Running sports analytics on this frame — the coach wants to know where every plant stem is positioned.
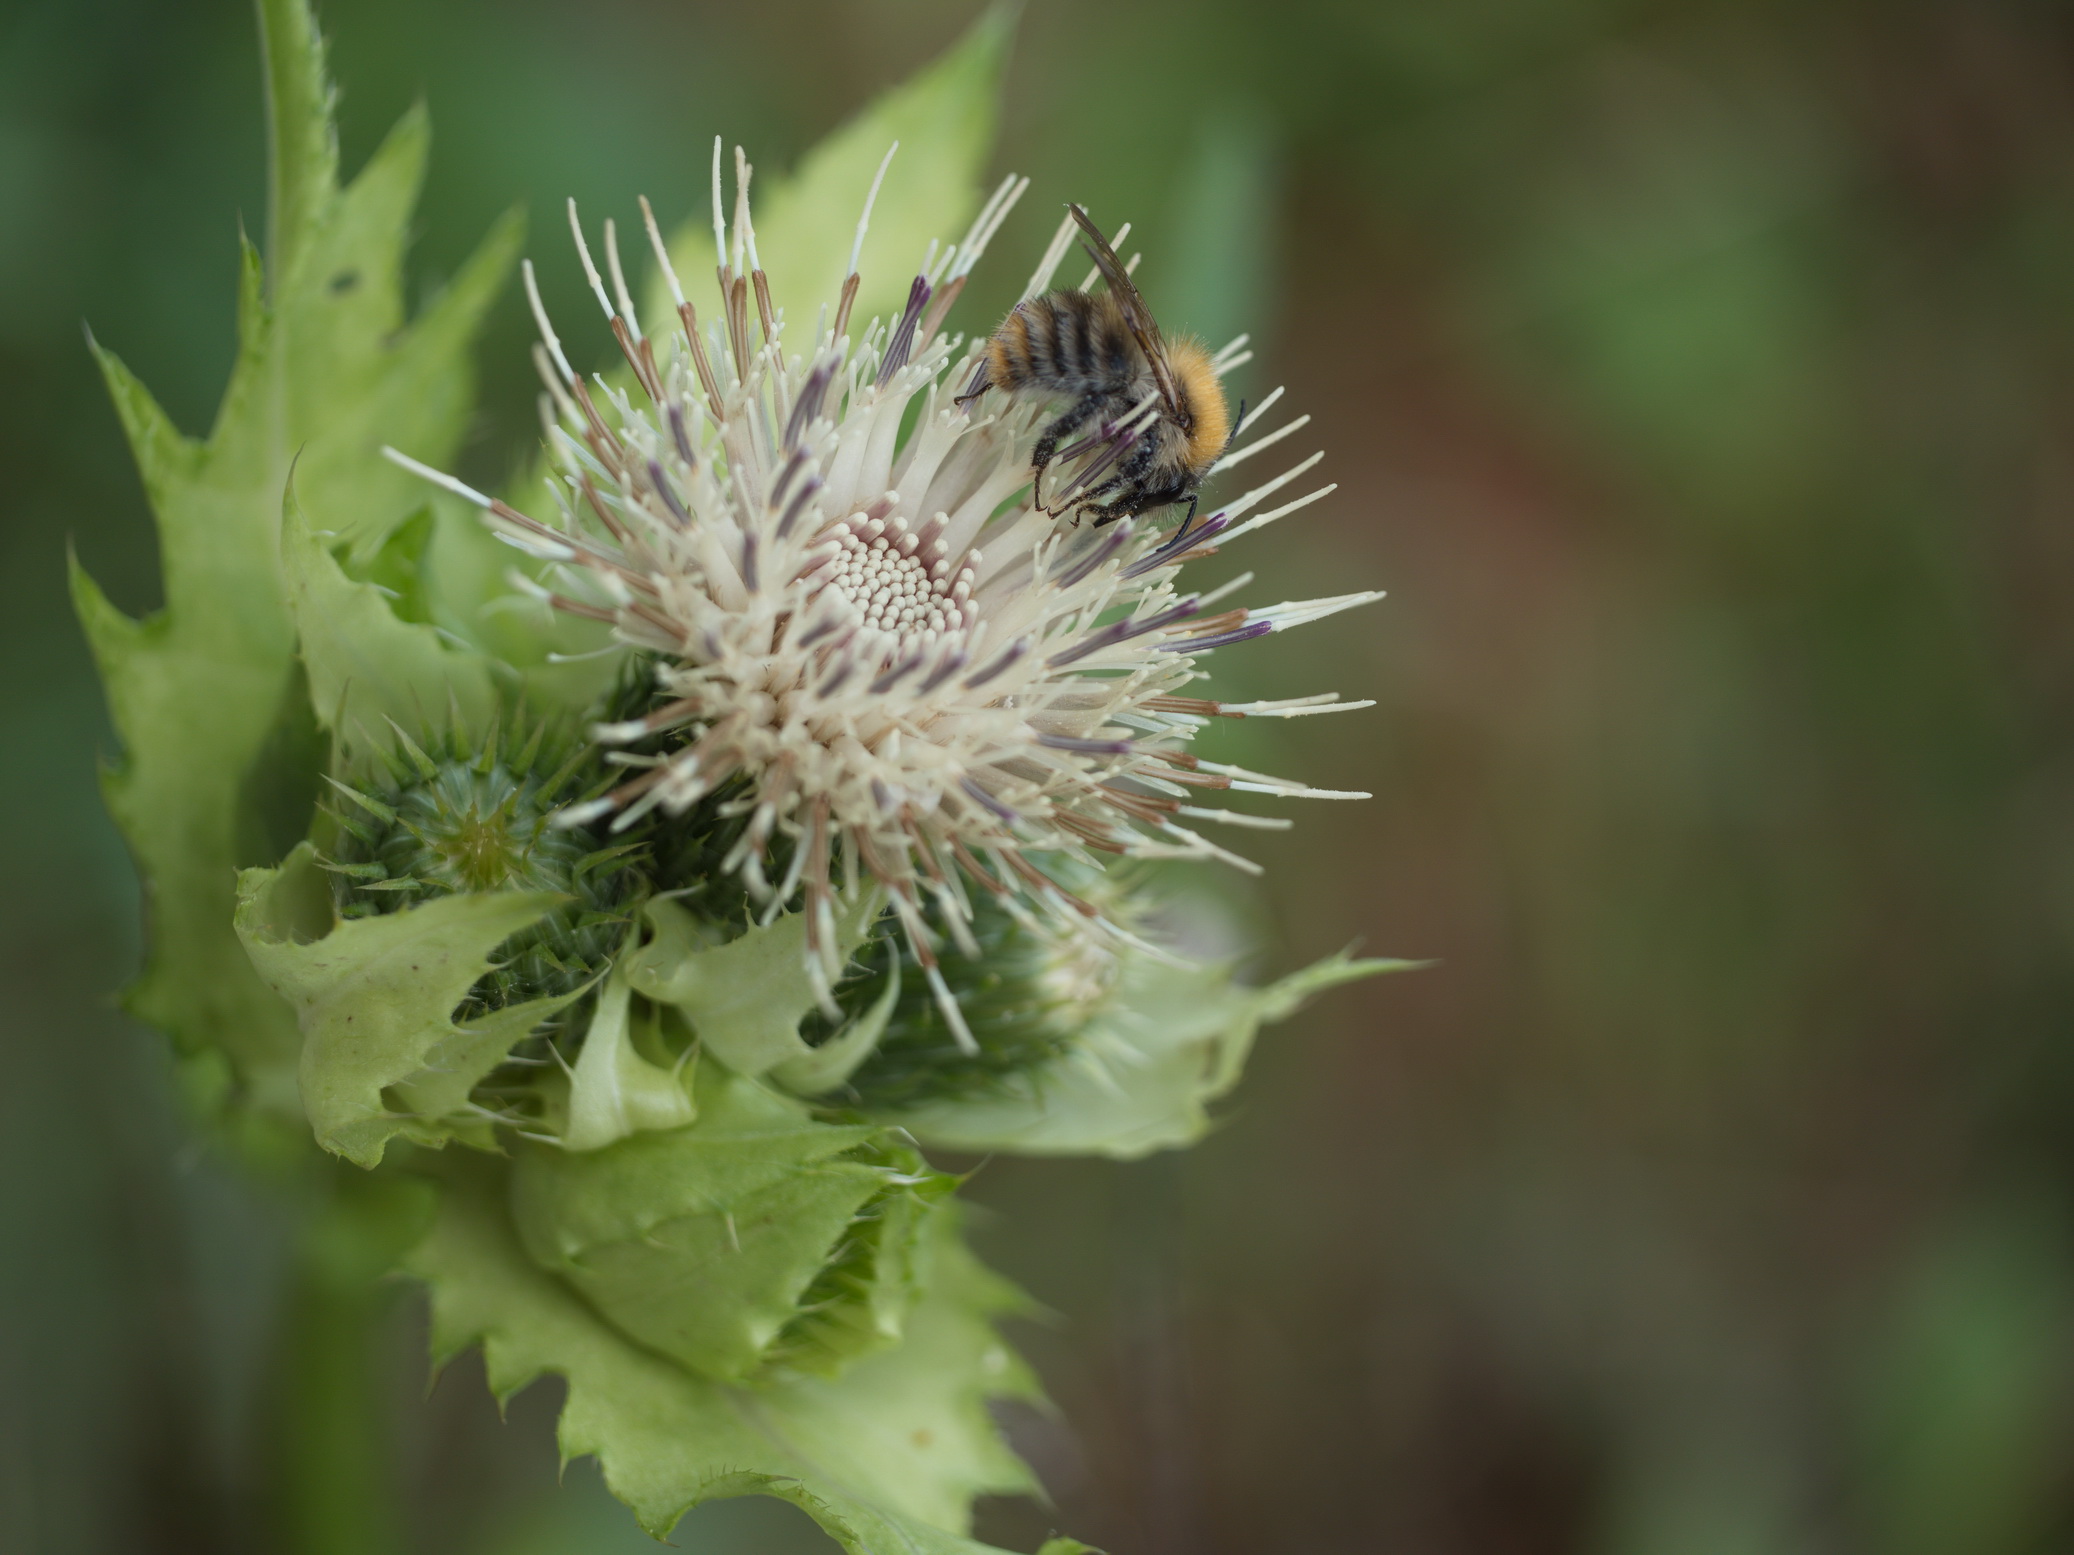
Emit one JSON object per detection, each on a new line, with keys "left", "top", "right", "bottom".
{"left": 267, "top": 1171, "right": 422, "bottom": 1555}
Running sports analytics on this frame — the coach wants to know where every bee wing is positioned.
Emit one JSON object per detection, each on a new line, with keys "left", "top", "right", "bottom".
{"left": 1068, "top": 203, "right": 1183, "bottom": 418}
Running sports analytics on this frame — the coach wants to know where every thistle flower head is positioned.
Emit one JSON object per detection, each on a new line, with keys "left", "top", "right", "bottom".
{"left": 388, "top": 143, "right": 1380, "bottom": 1039}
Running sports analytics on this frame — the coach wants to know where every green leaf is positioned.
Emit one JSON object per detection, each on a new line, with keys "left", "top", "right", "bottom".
{"left": 354, "top": 505, "right": 435, "bottom": 624}
{"left": 624, "top": 893, "right": 880, "bottom": 1079}
{"left": 562, "top": 961, "right": 697, "bottom": 1151}
{"left": 515, "top": 1062, "right": 943, "bottom": 1381}
{"left": 257, "top": 0, "right": 336, "bottom": 278}
{"left": 389, "top": 990, "right": 574, "bottom": 1144}
{"left": 414, "top": 1155, "right": 1050, "bottom": 1552}
{"left": 234, "top": 842, "right": 567, "bottom": 1167}
{"left": 281, "top": 486, "right": 501, "bottom": 764}
{"left": 73, "top": 0, "right": 520, "bottom": 1118}
{"left": 882, "top": 949, "right": 1418, "bottom": 1158}
{"left": 416, "top": 500, "right": 626, "bottom": 718}
{"left": 771, "top": 960, "right": 903, "bottom": 1096}
{"left": 649, "top": 6, "right": 1012, "bottom": 340}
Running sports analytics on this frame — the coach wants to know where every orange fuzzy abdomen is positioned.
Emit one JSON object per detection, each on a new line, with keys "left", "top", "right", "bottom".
{"left": 984, "top": 311, "right": 1030, "bottom": 389}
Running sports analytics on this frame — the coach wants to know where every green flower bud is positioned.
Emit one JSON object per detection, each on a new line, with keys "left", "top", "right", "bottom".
{"left": 804, "top": 890, "right": 1104, "bottom": 1111}
{"left": 321, "top": 722, "right": 640, "bottom": 1028}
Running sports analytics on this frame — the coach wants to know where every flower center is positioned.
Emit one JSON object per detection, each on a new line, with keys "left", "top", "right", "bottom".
{"left": 820, "top": 513, "right": 977, "bottom": 643}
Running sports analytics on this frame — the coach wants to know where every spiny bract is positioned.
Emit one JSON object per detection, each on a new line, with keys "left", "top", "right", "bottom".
{"left": 321, "top": 721, "right": 640, "bottom": 1025}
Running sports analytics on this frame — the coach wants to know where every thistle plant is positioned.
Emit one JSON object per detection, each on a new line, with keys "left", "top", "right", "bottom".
{"left": 73, "top": 3, "right": 1405, "bottom": 1550}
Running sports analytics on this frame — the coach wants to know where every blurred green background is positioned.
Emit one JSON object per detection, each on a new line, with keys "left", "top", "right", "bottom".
{"left": 8, "top": 0, "right": 2074, "bottom": 1551}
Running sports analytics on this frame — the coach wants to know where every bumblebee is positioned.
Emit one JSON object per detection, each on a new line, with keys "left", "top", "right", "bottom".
{"left": 965, "top": 205, "right": 1233, "bottom": 527}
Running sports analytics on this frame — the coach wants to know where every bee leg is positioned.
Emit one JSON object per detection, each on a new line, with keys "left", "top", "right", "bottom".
{"left": 1034, "top": 397, "right": 1114, "bottom": 516}
{"left": 1086, "top": 485, "right": 1157, "bottom": 528}
{"left": 1093, "top": 474, "right": 1192, "bottom": 531}
{"left": 1062, "top": 425, "right": 1166, "bottom": 516}
{"left": 1076, "top": 475, "right": 1132, "bottom": 525}
{"left": 1031, "top": 393, "right": 1106, "bottom": 477}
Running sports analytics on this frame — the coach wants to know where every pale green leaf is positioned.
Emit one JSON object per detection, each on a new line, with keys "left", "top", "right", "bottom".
{"left": 624, "top": 893, "right": 880, "bottom": 1078}
{"left": 235, "top": 842, "right": 566, "bottom": 1167}
{"left": 416, "top": 500, "right": 626, "bottom": 718}
{"left": 649, "top": 7, "right": 1011, "bottom": 342}
{"left": 257, "top": 0, "right": 336, "bottom": 277}
{"left": 355, "top": 505, "right": 434, "bottom": 623}
{"left": 771, "top": 960, "right": 903, "bottom": 1096}
{"left": 73, "top": 0, "right": 521, "bottom": 1117}
{"left": 69, "top": 529, "right": 309, "bottom": 1121}
{"left": 414, "top": 1155, "right": 1049, "bottom": 1551}
{"left": 392, "top": 988, "right": 581, "bottom": 1134}
{"left": 282, "top": 488, "right": 501, "bottom": 762}
{"left": 883, "top": 949, "right": 1418, "bottom": 1158}
{"left": 563, "top": 961, "right": 697, "bottom": 1151}
{"left": 514, "top": 1062, "right": 930, "bottom": 1380}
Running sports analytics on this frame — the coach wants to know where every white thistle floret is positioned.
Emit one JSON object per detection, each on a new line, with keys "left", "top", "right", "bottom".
{"left": 386, "top": 142, "right": 1380, "bottom": 1034}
